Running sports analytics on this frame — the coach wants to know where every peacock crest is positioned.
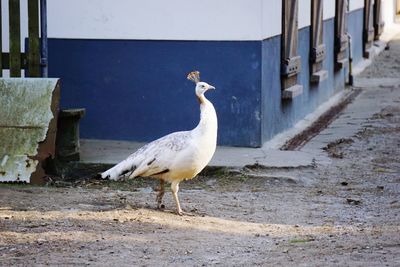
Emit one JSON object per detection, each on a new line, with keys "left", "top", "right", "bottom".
{"left": 187, "top": 71, "right": 200, "bottom": 84}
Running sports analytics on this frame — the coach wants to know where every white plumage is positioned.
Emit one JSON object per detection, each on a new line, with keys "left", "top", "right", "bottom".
{"left": 101, "top": 71, "right": 217, "bottom": 215}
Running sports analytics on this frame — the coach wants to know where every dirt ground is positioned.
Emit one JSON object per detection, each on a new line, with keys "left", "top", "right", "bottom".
{"left": 1, "top": 39, "right": 400, "bottom": 267}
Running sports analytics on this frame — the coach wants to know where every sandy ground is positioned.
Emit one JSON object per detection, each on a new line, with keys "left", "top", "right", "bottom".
{"left": 1, "top": 38, "right": 400, "bottom": 266}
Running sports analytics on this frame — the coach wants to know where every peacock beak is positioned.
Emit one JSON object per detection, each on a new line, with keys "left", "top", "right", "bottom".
{"left": 208, "top": 85, "right": 216, "bottom": 90}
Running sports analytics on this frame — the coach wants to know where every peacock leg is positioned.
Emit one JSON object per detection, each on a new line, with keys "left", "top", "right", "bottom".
{"left": 171, "top": 181, "right": 183, "bottom": 215}
{"left": 156, "top": 179, "right": 165, "bottom": 209}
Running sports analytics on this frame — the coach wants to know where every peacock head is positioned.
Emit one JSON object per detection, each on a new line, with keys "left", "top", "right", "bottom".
{"left": 187, "top": 71, "right": 215, "bottom": 96}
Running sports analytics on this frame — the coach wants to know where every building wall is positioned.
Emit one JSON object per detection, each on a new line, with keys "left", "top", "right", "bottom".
{"left": 382, "top": 0, "right": 398, "bottom": 25}
{"left": 261, "top": 8, "right": 365, "bottom": 143}
{"left": 47, "top": 0, "right": 264, "bottom": 41}
{"left": 48, "top": 7, "right": 366, "bottom": 147}
{"left": 0, "top": 1, "right": 376, "bottom": 49}
{"left": 2, "top": 0, "right": 382, "bottom": 147}
{"left": 348, "top": 8, "right": 365, "bottom": 65}
{"left": 48, "top": 39, "right": 262, "bottom": 146}
{"left": 349, "top": 0, "right": 365, "bottom": 11}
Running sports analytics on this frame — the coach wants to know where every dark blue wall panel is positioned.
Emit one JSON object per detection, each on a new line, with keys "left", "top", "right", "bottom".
{"left": 48, "top": 40, "right": 262, "bottom": 147}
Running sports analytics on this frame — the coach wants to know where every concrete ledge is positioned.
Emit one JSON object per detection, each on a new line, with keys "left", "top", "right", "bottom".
{"left": 352, "top": 58, "right": 372, "bottom": 76}
{"left": 263, "top": 89, "right": 350, "bottom": 149}
{"left": 336, "top": 58, "right": 349, "bottom": 69}
{"left": 363, "top": 47, "right": 374, "bottom": 59}
{"left": 80, "top": 139, "right": 320, "bottom": 169}
{"left": 282, "top": 84, "right": 303, "bottom": 100}
{"left": 373, "top": 40, "right": 387, "bottom": 54}
{"left": 310, "top": 70, "right": 328, "bottom": 83}
{"left": 352, "top": 40, "right": 387, "bottom": 76}
{"left": 44, "top": 138, "right": 324, "bottom": 180}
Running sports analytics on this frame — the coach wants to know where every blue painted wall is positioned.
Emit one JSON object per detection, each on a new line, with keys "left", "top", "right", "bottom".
{"left": 261, "top": 9, "right": 364, "bottom": 143}
{"left": 347, "top": 8, "right": 365, "bottom": 64}
{"left": 48, "top": 40, "right": 262, "bottom": 147}
{"left": 261, "top": 18, "right": 344, "bottom": 142}
{"left": 48, "top": 9, "right": 364, "bottom": 147}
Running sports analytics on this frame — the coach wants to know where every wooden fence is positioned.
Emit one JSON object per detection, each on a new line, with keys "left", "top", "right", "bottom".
{"left": 1, "top": 0, "right": 45, "bottom": 78}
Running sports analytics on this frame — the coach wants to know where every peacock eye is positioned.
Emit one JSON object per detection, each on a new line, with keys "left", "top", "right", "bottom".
{"left": 202, "top": 85, "right": 205, "bottom": 88}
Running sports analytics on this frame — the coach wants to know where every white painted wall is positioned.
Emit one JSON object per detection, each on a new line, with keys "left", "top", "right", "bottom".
{"left": 324, "top": 0, "right": 336, "bottom": 19}
{"left": 299, "top": 0, "right": 312, "bottom": 28}
{"left": 47, "top": 0, "right": 263, "bottom": 41}
{"left": 382, "top": 0, "right": 397, "bottom": 25}
{"left": 261, "top": 1, "right": 282, "bottom": 39}
{"left": 261, "top": 0, "right": 334, "bottom": 39}
{"left": 349, "top": 0, "right": 365, "bottom": 11}
{"left": 0, "top": 0, "right": 363, "bottom": 48}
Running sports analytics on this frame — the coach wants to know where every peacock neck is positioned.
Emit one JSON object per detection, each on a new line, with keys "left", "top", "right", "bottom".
{"left": 193, "top": 94, "right": 218, "bottom": 137}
